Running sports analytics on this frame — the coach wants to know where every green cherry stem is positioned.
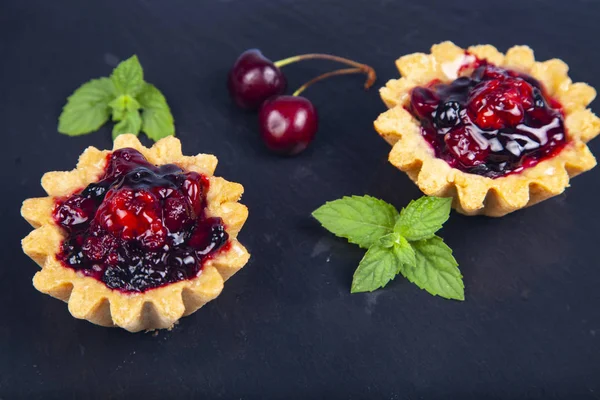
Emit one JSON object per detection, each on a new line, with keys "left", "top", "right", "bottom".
{"left": 274, "top": 53, "right": 377, "bottom": 91}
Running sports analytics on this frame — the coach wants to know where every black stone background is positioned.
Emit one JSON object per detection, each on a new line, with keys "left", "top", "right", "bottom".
{"left": 1, "top": 0, "right": 599, "bottom": 398}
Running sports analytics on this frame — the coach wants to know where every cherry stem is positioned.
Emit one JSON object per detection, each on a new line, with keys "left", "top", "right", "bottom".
{"left": 274, "top": 53, "right": 377, "bottom": 91}
{"left": 292, "top": 68, "right": 367, "bottom": 97}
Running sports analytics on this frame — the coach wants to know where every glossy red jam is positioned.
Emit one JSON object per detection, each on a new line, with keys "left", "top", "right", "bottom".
{"left": 53, "top": 148, "right": 228, "bottom": 293}
{"left": 407, "top": 56, "right": 567, "bottom": 178}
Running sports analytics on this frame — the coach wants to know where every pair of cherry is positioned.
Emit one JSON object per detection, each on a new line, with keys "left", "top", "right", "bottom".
{"left": 228, "top": 50, "right": 376, "bottom": 155}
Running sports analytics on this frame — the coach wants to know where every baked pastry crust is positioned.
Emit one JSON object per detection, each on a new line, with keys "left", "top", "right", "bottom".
{"left": 21, "top": 134, "right": 250, "bottom": 332}
{"left": 375, "top": 41, "right": 600, "bottom": 216}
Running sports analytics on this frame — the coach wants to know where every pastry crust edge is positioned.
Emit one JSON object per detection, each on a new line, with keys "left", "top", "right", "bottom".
{"left": 21, "top": 134, "right": 250, "bottom": 332}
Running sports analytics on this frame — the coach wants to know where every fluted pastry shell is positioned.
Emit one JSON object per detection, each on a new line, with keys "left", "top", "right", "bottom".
{"left": 375, "top": 41, "right": 600, "bottom": 216}
{"left": 21, "top": 134, "right": 250, "bottom": 332}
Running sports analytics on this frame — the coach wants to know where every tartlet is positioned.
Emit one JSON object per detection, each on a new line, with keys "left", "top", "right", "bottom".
{"left": 375, "top": 41, "right": 600, "bottom": 216}
{"left": 21, "top": 134, "right": 250, "bottom": 332}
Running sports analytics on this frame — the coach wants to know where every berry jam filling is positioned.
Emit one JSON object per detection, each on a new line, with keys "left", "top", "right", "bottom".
{"left": 407, "top": 57, "right": 567, "bottom": 178}
{"left": 52, "top": 148, "right": 229, "bottom": 293}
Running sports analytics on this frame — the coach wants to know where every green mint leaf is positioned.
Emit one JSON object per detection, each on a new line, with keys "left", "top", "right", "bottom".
{"left": 112, "top": 110, "right": 142, "bottom": 139}
{"left": 111, "top": 55, "right": 144, "bottom": 96}
{"left": 109, "top": 94, "right": 141, "bottom": 113}
{"left": 58, "top": 78, "right": 116, "bottom": 136}
{"left": 351, "top": 239, "right": 416, "bottom": 293}
{"left": 378, "top": 233, "right": 415, "bottom": 265}
{"left": 391, "top": 234, "right": 416, "bottom": 268}
{"left": 138, "top": 83, "right": 175, "bottom": 141}
{"left": 395, "top": 196, "right": 452, "bottom": 241}
{"left": 313, "top": 195, "right": 399, "bottom": 249}
{"left": 351, "top": 245, "right": 399, "bottom": 293}
{"left": 378, "top": 232, "right": 401, "bottom": 248}
{"left": 399, "top": 235, "right": 464, "bottom": 300}
{"left": 110, "top": 95, "right": 141, "bottom": 122}
{"left": 112, "top": 107, "right": 125, "bottom": 122}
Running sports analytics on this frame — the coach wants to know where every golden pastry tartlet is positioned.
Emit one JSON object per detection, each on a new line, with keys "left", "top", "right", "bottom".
{"left": 21, "top": 134, "right": 250, "bottom": 332}
{"left": 375, "top": 41, "right": 600, "bottom": 216}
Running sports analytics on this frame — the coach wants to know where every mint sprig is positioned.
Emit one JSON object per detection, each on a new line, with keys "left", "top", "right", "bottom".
{"left": 58, "top": 55, "right": 174, "bottom": 141}
{"left": 313, "top": 195, "right": 464, "bottom": 300}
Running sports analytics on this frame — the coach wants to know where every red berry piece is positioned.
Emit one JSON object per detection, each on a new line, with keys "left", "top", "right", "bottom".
{"left": 82, "top": 236, "right": 106, "bottom": 262}
{"left": 104, "top": 148, "right": 155, "bottom": 180}
{"left": 410, "top": 87, "right": 440, "bottom": 120}
{"left": 139, "top": 221, "right": 167, "bottom": 250}
{"left": 95, "top": 189, "right": 131, "bottom": 235}
{"left": 511, "top": 78, "right": 534, "bottom": 110}
{"left": 163, "top": 191, "right": 193, "bottom": 232}
{"left": 182, "top": 172, "right": 206, "bottom": 217}
{"left": 228, "top": 49, "right": 287, "bottom": 110}
{"left": 481, "top": 65, "right": 509, "bottom": 80}
{"left": 96, "top": 188, "right": 163, "bottom": 244}
{"left": 53, "top": 195, "right": 96, "bottom": 231}
{"left": 188, "top": 217, "right": 228, "bottom": 255}
{"left": 444, "top": 127, "right": 489, "bottom": 168}
{"left": 258, "top": 95, "right": 318, "bottom": 156}
{"left": 467, "top": 80, "right": 524, "bottom": 129}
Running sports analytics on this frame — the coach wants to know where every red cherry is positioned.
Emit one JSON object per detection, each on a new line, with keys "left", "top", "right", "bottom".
{"left": 82, "top": 237, "right": 106, "bottom": 261}
{"left": 444, "top": 127, "right": 489, "bottom": 168}
{"left": 258, "top": 95, "right": 318, "bottom": 156}
{"left": 95, "top": 188, "right": 162, "bottom": 242}
{"left": 228, "top": 49, "right": 287, "bottom": 110}
{"left": 163, "top": 191, "right": 192, "bottom": 232}
{"left": 228, "top": 51, "right": 375, "bottom": 154}
{"left": 82, "top": 235, "right": 117, "bottom": 262}
{"left": 481, "top": 65, "right": 509, "bottom": 80}
{"left": 104, "top": 148, "right": 154, "bottom": 180}
{"left": 511, "top": 78, "right": 534, "bottom": 110}
{"left": 410, "top": 87, "right": 440, "bottom": 120}
{"left": 182, "top": 172, "right": 205, "bottom": 217}
{"left": 139, "top": 221, "right": 167, "bottom": 250}
{"left": 467, "top": 80, "right": 525, "bottom": 129}
{"left": 54, "top": 195, "right": 96, "bottom": 230}
{"left": 188, "top": 217, "right": 228, "bottom": 254}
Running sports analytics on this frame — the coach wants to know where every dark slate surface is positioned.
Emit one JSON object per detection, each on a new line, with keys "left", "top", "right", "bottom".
{"left": 1, "top": 0, "right": 599, "bottom": 398}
